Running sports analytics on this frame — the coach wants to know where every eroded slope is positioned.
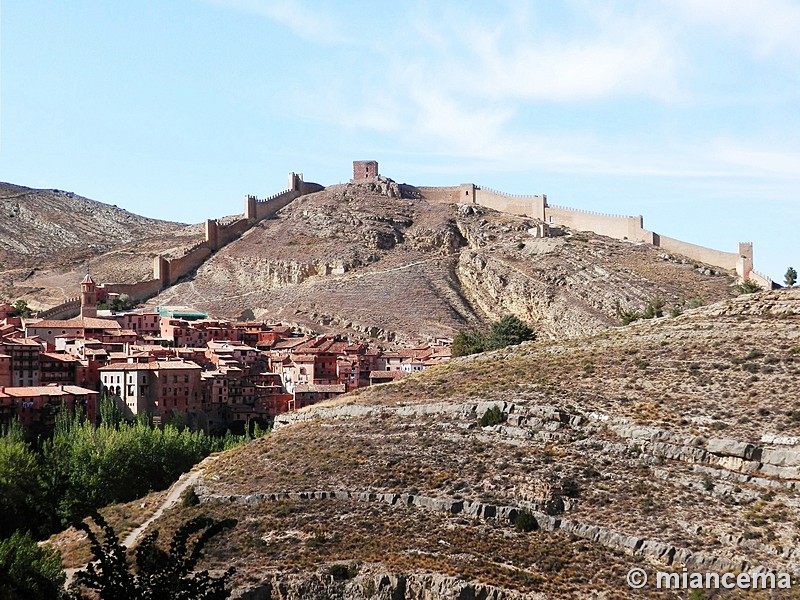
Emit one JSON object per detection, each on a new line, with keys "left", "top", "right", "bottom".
{"left": 151, "top": 180, "right": 735, "bottom": 343}
{"left": 93, "top": 288, "right": 800, "bottom": 599}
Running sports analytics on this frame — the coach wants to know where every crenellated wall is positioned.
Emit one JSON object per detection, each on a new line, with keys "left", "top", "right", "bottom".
{"left": 36, "top": 297, "right": 81, "bottom": 319}
{"left": 548, "top": 205, "right": 652, "bottom": 243}
{"left": 103, "top": 279, "right": 164, "bottom": 302}
{"left": 417, "top": 186, "right": 462, "bottom": 205}
{"left": 416, "top": 178, "right": 769, "bottom": 285}
{"left": 474, "top": 186, "right": 546, "bottom": 221}
{"left": 217, "top": 218, "right": 250, "bottom": 247}
{"left": 164, "top": 244, "right": 213, "bottom": 285}
{"left": 151, "top": 173, "right": 323, "bottom": 290}
{"left": 653, "top": 234, "right": 739, "bottom": 271}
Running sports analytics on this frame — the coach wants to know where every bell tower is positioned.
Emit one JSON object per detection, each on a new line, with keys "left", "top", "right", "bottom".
{"left": 80, "top": 273, "right": 97, "bottom": 318}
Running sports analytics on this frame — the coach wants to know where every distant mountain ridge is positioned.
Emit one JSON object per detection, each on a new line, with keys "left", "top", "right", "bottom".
{"left": 0, "top": 182, "right": 203, "bottom": 308}
{"left": 0, "top": 182, "right": 185, "bottom": 264}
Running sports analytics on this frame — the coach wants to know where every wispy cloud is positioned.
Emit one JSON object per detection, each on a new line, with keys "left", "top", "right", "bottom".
{"left": 669, "top": 0, "right": 800, "bottom": 58}
{"left": 394, "top": 2, "right": 681, "bottom": 102}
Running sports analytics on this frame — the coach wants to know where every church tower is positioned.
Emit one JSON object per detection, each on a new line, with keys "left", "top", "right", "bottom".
{"left": 80, "top": 273, "right": 97, "bottom": 318}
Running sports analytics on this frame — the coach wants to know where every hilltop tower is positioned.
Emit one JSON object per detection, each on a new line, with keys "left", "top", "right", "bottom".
{"left": 352, "top": 160, "right": 378, "bottom": 181}
{"left": 80, "top": 273, "right": 97, "bottom": 318}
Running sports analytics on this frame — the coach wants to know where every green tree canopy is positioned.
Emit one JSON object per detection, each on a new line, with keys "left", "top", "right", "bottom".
{"left": 451, "top": 330, "right": 487, "bottom": 357}
{"left": 9, "top": 300, "right": 32, "bottom": 318}
{"left": 785, "top": 267, "right": 797, "bottom": 288}
{"left": 451, "top": 316, "right": 535, "bottom": 357}
{"left": 486, "top": 315, "right": 535, "bottom": 350}
{"left": 0, "top": 432, "right": 46, "bottom": 538}
{"left": 735, "top": 278, "right": 763, "bottom": 295}
{"left": 0, "top": 530, "right": 66, "bottom": 600}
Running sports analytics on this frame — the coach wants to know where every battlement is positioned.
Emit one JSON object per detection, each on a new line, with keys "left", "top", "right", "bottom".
{"left": 547, "top": 203, "right": 639, "bottom": 221}
{"left": 476, "top": 185, "right": 545, "bottom": 200}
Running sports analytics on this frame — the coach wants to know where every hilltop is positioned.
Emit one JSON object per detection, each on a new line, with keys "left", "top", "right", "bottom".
{"left": 0, "top": 174, "right": 742, "bottom": 340}
{"left": 0, "top": 182, "right": 203, "bottom": 308}
{"left": 56, "top": 288, "right": 800, "bottom": 598}
{"left": 150, "top": 178, "right": 736, "bottom": 343}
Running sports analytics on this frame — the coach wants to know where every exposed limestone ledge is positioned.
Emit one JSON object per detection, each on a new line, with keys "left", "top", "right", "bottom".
{"left": 275, "top": 400, "right": 800, "bottom": 482}
{"left": 196, "top": 489, "right": 770, "bottom": 577}
{"left": 236, "top": 570, "right": 535, "bottom": 600}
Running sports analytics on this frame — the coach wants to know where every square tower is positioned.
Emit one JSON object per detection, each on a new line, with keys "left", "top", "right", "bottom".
{"left": 352, "top": 160, "right": 378, "bottom": 180}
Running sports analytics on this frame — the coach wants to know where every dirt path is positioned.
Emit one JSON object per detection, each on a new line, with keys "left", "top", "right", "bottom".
{"left": 121, "top": 453, "right": 220, "bottom": 548}
{"left": 65, "top": 453, "right": 221, "bottom": 587}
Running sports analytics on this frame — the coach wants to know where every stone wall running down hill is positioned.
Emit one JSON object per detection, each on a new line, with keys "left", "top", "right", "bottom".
{"left": 149, "top": 181, "right": 736, "bottom": 343}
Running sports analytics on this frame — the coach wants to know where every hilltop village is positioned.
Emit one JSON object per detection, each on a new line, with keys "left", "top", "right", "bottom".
{"left": 0, "top": 274, "right": 450, "bottom": 434}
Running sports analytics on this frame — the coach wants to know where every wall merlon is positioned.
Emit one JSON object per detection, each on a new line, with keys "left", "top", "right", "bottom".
{"left": 547, "top": 204, "right": 637, "bottom": 220}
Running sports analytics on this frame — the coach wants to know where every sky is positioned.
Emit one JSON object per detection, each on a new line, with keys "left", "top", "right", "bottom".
{"left": 2, "top": 1, "right": 798, "bottom": 282}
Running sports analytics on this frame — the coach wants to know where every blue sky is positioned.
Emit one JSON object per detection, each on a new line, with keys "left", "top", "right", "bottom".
{"left": 2, "top": 1, "right": 798, "bottom": 281}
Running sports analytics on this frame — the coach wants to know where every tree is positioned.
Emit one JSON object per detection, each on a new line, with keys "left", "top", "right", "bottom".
{"left": 785, "top": 267, "right": 797, "bottom": 288}
{"left": 98, "top": 394, "right": 125, "bottom": 428}
{"left": 9, "top": 300, "right": 32, "bottom": 318}
{"left": 486, "top": 315, "right": 535, "bottom": 350}
{"left": 0, "top": 530, "right": 66, "bottom": 600}
{"left": 0, "top": 431, "right": 46, "bottom": 538}
{"left": 71, "top": 514, "right": 237, "bottom": 599}
{"left": 109, "top": 295, "right": 132, "bottom": 312}
{"left": 451, "top": 330, "right": 487, "bottom": 357}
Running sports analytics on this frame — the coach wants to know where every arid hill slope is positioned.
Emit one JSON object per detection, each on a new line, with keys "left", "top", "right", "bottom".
{"left": 151, "top": 179, "right": 736, "bottom": 342}
{"left": 0, "top": 183, "right": 203, "bottom": 308}
{"left": 67, "top": 288, "right": 800, "bottom": 598}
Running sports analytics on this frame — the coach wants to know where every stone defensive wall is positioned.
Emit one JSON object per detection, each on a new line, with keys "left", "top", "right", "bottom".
{"left": 417, "top": 186, "right": 462, "bottom": 204}
{"left": 419, "top": 185, "right": 547, "bottom": 220}
{"left": 174, "top": 242, "right": 213, "bottom": 278}
{"left": 36, "top": 297, "right": 81, "bottom": 319}
{"left": 547, "top": 204, "right": 650, "bottom": 243}
{"left": 653, "top": 234, "right": 739, "bottom": 271}
{"left": 103, "top": 279, "right": 164, "bottom": 303}
{"left": 420, "top": 182, "right": 770, "bottom": 285}
{"left": 473, "top": 186, "right": 546, "bottom": 220}
{"left": 217, "top": 218, "right": 250, "bottom": 247}
{"left": 152, "top": 173, "right": 324, "bottom": 289}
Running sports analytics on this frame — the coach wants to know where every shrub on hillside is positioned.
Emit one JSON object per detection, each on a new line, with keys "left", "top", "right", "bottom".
{"left": 479, "top": 405, "right": 506, "bottom": 427}
{"left": 71, "top": 514, "right": 236, "bottom": 599}
{"left": 451, "top": 330, "right": 487, "bottom": 356}
{"left": 735, "top": 279, "right": 762, "bottom": 295}
{"left": 486, "top": 315, "right": 535, "bottom": 350}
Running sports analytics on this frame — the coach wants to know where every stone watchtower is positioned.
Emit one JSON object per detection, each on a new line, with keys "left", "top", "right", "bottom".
{"left": 352, "top": 160, "right": 378, "bottom": 181}
{"left": 80, "top": 273, "right": 97, "bottom": 318}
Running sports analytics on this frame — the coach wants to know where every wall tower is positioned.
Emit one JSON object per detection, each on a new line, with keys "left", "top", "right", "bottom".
{"left": 737, "top": 242, "right": 754, "bottom": 280}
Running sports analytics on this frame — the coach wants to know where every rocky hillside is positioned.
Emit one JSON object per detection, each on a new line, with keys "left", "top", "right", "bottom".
{"left": 150, "top": 179, "right": 736, "bottom": 343}
{"left": 57, "top": 288, "right": 800, "bottom": 598}
{"left": 0, "top": 183, "right": 204, "bottom": 308}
